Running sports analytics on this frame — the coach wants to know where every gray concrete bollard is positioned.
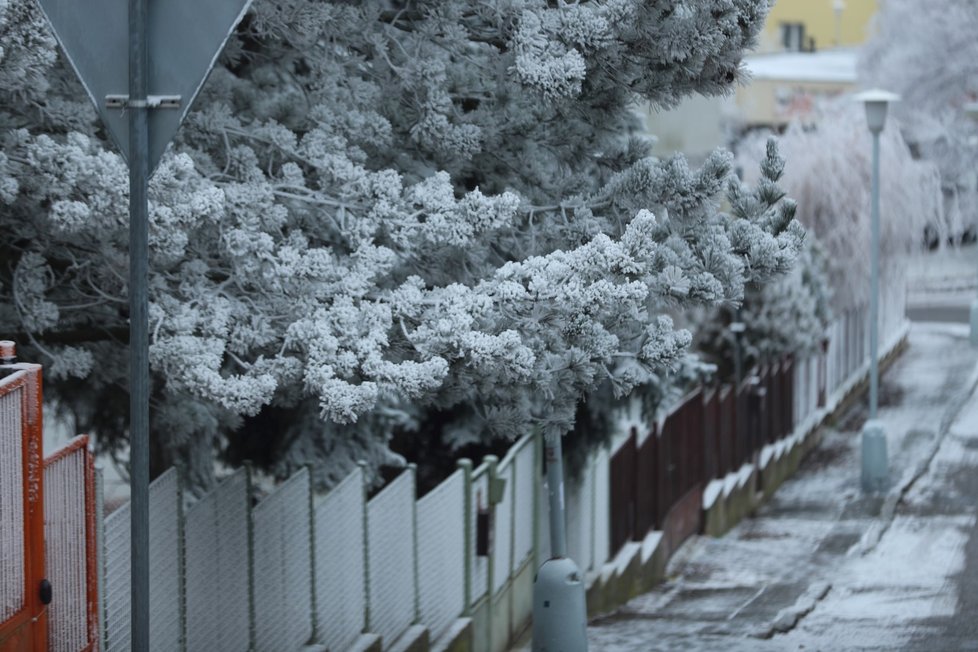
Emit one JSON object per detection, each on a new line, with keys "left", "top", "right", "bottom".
{"left": 861, "top": 419, "right": 889, "bottom": 493}
{"left": 532, "top": 557, "right": 588, "bottom": 652}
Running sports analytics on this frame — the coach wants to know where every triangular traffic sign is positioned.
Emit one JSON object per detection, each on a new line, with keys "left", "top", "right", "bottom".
{"left": 36, "top": 0, "right": 252, "bottom": 173}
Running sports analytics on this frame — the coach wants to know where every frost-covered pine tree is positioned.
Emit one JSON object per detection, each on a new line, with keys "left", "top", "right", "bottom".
{"left": 860, "top": 0, "right": 978, "bottom": 243}
{"left": 696, "top": 235, "right": 832, "bottom": 381}
{"left": 1, "top": 0, "right": 803, "bottom": 489}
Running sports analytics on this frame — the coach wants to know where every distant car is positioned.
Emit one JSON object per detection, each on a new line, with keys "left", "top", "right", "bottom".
{"left": 924, "top": 224, "right": 976, "bottom": 250}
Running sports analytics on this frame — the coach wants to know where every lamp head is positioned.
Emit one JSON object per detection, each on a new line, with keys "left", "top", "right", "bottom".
{"left": 854, "top": 89, "right": 900, "bottom": 133}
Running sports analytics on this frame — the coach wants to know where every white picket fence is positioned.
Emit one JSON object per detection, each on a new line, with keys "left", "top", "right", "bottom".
{"left": 795, "top": 283, "right": 907, "bottom": 430}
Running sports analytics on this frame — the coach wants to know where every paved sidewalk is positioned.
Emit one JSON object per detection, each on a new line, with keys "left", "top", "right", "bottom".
{"left": 587, "top": 322, "right": 978, "bottom": 651}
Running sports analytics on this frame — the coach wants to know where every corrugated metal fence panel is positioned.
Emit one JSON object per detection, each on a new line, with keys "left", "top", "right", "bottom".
{"left": 253, "top": 468, "right": 313, "bottom": 652}
{"left": 535, "top": 465, "right": 550, "bottom": 568}
{"left": 367, "top": 469, "right": 416, "bottom": 645}
{"left": 609, "top": 431, "right": 636, "bottom": 555}
{"left": 686, "top": 390, "right": 704, "bottom": 486}
{"left": 43, "top": 438, "right": 96, "bottom": 651}
{"left": 565, "top": 463, "right": 593, "bottom": 572}
{"left": 826, "top": 321, "right": 836, "bottom": 396}
{"left": 850, "top": 309, "right": 858, "bottom": 369}
{"left": 314, "top": 468, "right": 365, "bottom": 652}
{"left": 512, "top": 438, "right": 535, "bottom": 570}
{"left": 103, "top": 468, "right": 182, "bottom": 652}
{"left": 592, "top": 447, "right": 610, "bottom": 569}
{"left": 635, "top": 427, "right": 655, "bottom": 537}
{"left": 101, "top": 495, "right": 126, "bottom": 652}
{"left": 735, "top": 378, "right": 750, "bottom": 469}
{"left": 809, "top": 355, "right": 819, "bottom": 415}
{"left": 492, "top": 461, "right": 514, "bottom": 595}
{"left": 184, "top": 469, "right": 250, "bottom": 652}
{"left": 831, "top": 318, "right": 841, "bottom": 394}
{"left": 702, "top": 389, "right": 718, "bottom": 481}
{"left": 769, "top": 362, "right": 782, "bottom": 442}
{"left": 793, "top": 358, "right": 803, "bottom": 425}
{"left": 564, "top": 470, "right": 584, "bottom": 572}
{"left": 718, "top": 386, "right": 734, "bottom": 475}
{"left": 655, "top": 417, "right": 675, "bottom": 526}
{"left": 417, "top": 468, "right": 465, "bottom": 642}
{"left": 581, "top": 459, "right": 595, "bottom": 571}
{"left": 780, "top": 357, "right": 796, "bottom": 436}
{"left": 0, "top": 387, "right": 24, "bottom": 623}
{"left": 469, "top": 469, "right": 490, "bottom": 604}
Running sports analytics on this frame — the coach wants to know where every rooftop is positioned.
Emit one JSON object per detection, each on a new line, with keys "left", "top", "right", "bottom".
{"left": 743, "top": 48, "right": 859, "bottom": 84}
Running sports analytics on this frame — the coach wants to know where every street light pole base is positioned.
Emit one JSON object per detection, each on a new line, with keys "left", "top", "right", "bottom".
{"left": 532, "top": 557, "right": 588, "bottom": 651}
{"left": 861, "top": 419, "right": 889, "bottom": 493}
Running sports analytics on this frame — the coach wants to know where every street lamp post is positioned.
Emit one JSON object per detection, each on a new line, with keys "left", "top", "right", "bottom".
{"left": 964, "top": 101, "right": 978, "bottom": 347}
{"left": 855, "top": 89, "right": 899, "bottom": 493}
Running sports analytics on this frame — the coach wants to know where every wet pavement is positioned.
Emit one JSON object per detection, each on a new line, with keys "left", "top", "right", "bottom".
{"left": 587, "top": 323, "right": 978, "bottom": 651}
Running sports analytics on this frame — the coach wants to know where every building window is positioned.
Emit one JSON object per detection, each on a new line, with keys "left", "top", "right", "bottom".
{"left": 780, "top": 22, "right": 805, "bottom": 51}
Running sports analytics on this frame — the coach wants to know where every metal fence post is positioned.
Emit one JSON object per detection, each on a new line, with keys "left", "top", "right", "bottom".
{"left": 484, "top": 455, "right": 499, "bottom": 652}
{"left": 95, "top": 467, "right": 106, "bottom": 652}
{"left": 305, "top": 464, "right": 320, "bottom": 643}
{"left": 176, "top": 471, "right": 187, "bottom": 652}
{"left": 410, "top": 463, "right": 421, "bottom": 624}
{"left": 589, "top": 454, "right": 597, "bottom": 573}
{"left": 457, "top": 458, "right": 473, "bottom": 616}
{"left": 244, "top": 462, "right": 257, "bottom": 651}
{"left": 357, "top": 461, "right": 372, "bottom": 632}
{"left": 532, "top": 429, "right": 542, "bottom": 568}
{"left": 507, "top": 452, "right": 518, "bottom": 639}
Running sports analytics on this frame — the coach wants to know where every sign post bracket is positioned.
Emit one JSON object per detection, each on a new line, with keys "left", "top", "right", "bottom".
{"left": 105, "top": 95, "right": 182, "bottom": 109}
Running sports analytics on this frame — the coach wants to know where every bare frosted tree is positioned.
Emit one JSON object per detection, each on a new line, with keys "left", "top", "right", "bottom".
{"left": 737, "top": 103, "right": 940, "bottom": 309}
{"left": 860, "top": 0, "right": 978, "bottom": 243}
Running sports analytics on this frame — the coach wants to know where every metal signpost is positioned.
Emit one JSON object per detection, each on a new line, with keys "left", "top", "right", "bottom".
{"left": 532, "top": 432, "right": 588, "bottom": 651}
{"left": 33, "top": 0, "right": 252, "bottom": 645}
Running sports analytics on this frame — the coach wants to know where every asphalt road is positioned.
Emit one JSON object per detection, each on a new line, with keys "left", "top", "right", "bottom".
{"left": 907, "top": 304, "right": 970, "bottom": 324}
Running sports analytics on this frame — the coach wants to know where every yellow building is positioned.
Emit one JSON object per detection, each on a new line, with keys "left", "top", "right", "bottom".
{"left": 641, "top": 0, "right": 881, "bottom": 159}
{"left": 736, "top": 49, "right": 857, "bottom": 129}
{"left": 758, "top": 0, "right": 879, "bottom": 53}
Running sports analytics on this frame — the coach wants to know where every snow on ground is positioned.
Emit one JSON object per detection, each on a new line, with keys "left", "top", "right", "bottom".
{"left": 587, "top": 323, "right": 978, "bottom": 651}
{"left": 779, "top": 512, "right": 972, "bottom": 650}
